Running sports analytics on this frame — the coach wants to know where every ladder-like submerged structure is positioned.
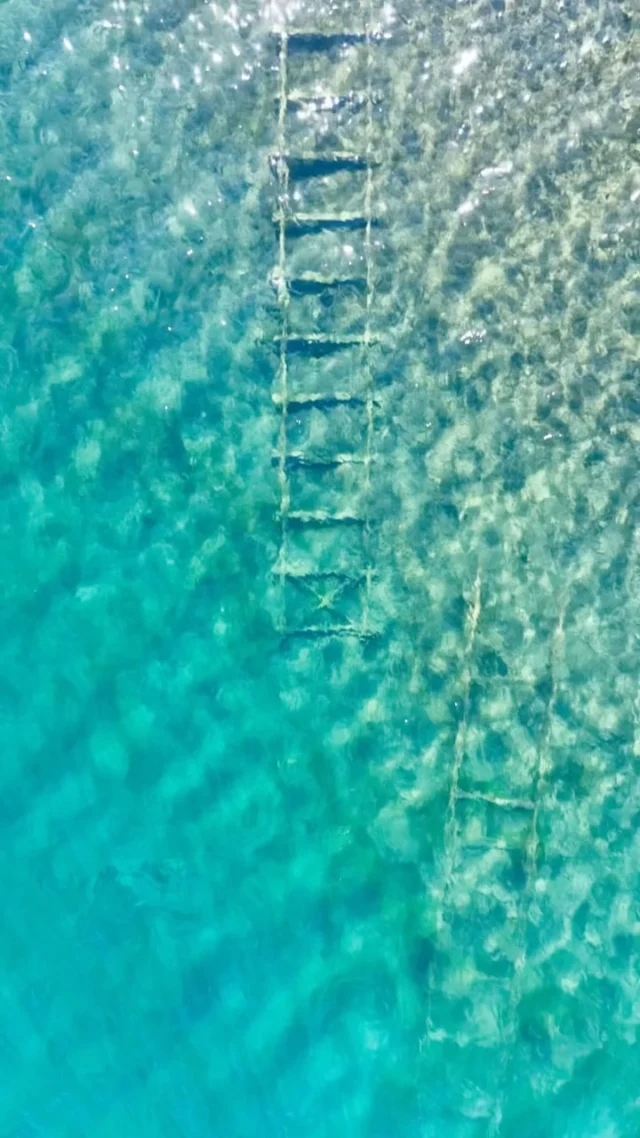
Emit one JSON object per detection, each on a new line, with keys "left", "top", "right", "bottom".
{"left": 426, "top": 573, "right": 567, "bottom": 1128}
{"left": 270, "top": 21, "right": 383, "bottom": 641}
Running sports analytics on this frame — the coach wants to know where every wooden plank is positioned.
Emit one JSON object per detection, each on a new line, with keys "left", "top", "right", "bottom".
{"left": 271, "top": 151, "right": 374, "bottom": 178}
{"left": 285, "top": 509, "right": 365, "bottom": 525}
{"left": 288, "top": 272, "right": 367, "bottom": 294}
{"left": 271, "top": 29, "right": 389, "bottom": 52}
{"left": 286, "top": 91, "right": 370, "bottom": 112}
{"left": 457, "top": 791, "right": 535, "bottom": 811}
{"left": 271, "top": 30, "right": 368, "bottom": 52}
{"left": 283, "top": 623, "right": 377, "bottom": 639}
{"left": 272, "top": 332, "right": 368, "bottom": 356}
{"left": 272, "top": 450, "right": 366, "bottom": 467}
{"left": 272, "top": 391, "right": 371, "bottom": 410}
{"left": 281, "top": 568, "right": 368, "bottom": 581}
{"left": 276, "top": 211, "right": 377, "bottom": 233}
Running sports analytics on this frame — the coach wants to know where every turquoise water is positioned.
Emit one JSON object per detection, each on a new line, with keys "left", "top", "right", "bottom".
{"left": 1, "top": 0, "right": 639, "bottom": 1134}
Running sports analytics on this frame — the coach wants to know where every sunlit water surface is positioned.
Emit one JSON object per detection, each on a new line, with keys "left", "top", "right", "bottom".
{"left": 0, "top": 0, "right": 639, "bottom": 1135}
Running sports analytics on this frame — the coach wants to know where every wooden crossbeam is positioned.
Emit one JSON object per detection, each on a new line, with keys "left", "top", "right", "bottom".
{"left": 271, "top": 30, "right": 368, "bottom": 51}
{"left": 272, "top": 333, "right": 369, "bottom": 355}
{"left": 285, "top": 90, "right": 371, "bottom": 112}
{"left": 272, "top": 391, "right": 376, "bottom": 411}
{"left": 276, "top": 211, "right": 378, "bottom": 233}
{"left": 271, "top": 152, "right": 375, "bottom": 178}
{"left": 283, "top": 623, "right": 377, "bottom": 639}
{"left": 457, "top": 791, "right": 535, "bottom": 811}
{"left": 284, "top": 509, "right": 365, "bottom": 525}
{"left": 280, "top": 568, "right": 368, "bottom": 581}
{"left": 288, "top": 272, "right": 367, "bottom": 294}
{"left": 272, "top": 450, "right": 366, "bottom": 468}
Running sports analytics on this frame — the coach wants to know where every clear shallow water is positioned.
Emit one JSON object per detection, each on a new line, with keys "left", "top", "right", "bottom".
{"left": 0, "top": 0, "right": 638, "bottom": 1135}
